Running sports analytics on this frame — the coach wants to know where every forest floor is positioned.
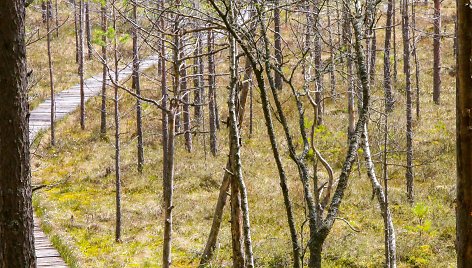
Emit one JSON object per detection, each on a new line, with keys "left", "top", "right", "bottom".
{"left": 29, "top": 0, "right": 457, "bottom": 267}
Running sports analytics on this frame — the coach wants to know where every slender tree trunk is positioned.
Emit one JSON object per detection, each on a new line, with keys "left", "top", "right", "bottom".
{"left": 208, "top": 29, "right": 218, "bottom": 156}
{"left": 132, "top": 0, "right": 144, "bottom": 172}
{"left": 402, "top": 0, "right": 414, "bottom": 203}
{"left": 159, "top": 0, "right": 169, "bottom": 185}
{"left": 85, "top": 1, "right": 92, "bottom": 60}
{"left": 456, "top": 0, "right": 472, "bottom": 265}
{"left": 392, "top": 0, "right": 398, "bottom": 84}
{"left": 384, "top": 0, "right": 394, "bottom": 112}
{"left": 369, "top": 30, "right": 377, "bottom": 82}
{"left": 193, "top": 30, "right": 204, "bottom": 126}
{"left": 432, "top": 0, "right": 441, "bottom": 104}
{"left": 181, "top": 40, "right": 192, "bottom": 152}
{"left": 73, "top": 0, "right": 79, "bottom": 63}
{"left": 327, "top": 3, "right": 336, "bottom": 97}
{"left": 112, "top": 2, "right": 121, "bottom": 242}
{"left": 362, "top": 125, "right": 397, "bottom": 268}
{"left": 274, "top": 0, "right": 282, "bottom": 91}
{"left": 79, "top": 0, "right": 85, "bottom": 130}
{"left": 343, "top": 4, "right": 355, "bottom": 136}
{"left": 228, "top": 21, "right": 254, "bottom": 266}
{"left": 162, "top": 109, "right": 175, "bottom": 268}
{"left": 100, "top": 1, "right": 107, "bottom": 136}
{"left": 55, "top": 0, "right": 59, "bottom": 37}
{"left": 412, "top": 1, "right": 421, "bottom": 119}
{"left": 313, "top": 1, "right": 323, "bottom": 125}
{"left": 47, "top": 0, "right": 56, "bottom": 146}
{"left": 0, "top": 0, "right": 36, "bottom": 265}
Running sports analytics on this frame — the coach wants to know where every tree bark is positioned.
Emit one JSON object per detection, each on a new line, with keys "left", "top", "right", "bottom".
{"left": 112, "top": 2, "right": 121, "bottom": 242}
{"left": 132, "top": 0, "right": 144, "bottom": 172}
{"left": 274, "top": 0, "right": 282, "bottom": 91}
{"left": 0, "top": 0, "right": 36, "bottom": 266}
{"left": 456, "top": 0, "right": 472, "bottom": 265}
{"left": 100, "top": 1, "right": 107, "bottom": 136}
{"left": 384, "top": 0, "right": 394, "bottom": 112}
{"left": 402, "top": 0, "right": 414, "bottom": 203}
{"left": 47, "top": 0, "right": 56, "bottom": 146}
{"left": 78, "top": 0, "right": 85, "bottom": 130}
{"left": 85, "top": 1, "right": 92, "bottom": 60}
{"left": 432, "top": 0, "right": 441, "bottom": 104}
{"left": 208, "top": 29, "right": 218, "bottom": 156}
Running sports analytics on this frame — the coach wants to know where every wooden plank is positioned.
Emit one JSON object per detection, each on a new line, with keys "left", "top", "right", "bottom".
{"left": 29, "top": 56, "right": 159, "bottom": 267}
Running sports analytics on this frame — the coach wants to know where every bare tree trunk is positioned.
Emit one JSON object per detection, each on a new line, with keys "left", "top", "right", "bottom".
{"left": 402, "top": 0, "right": 414, "bottom": 203}
{"left": 208, "top": 29, "right": 218, "bottom": 156}
{"left": 181, "top": 40, "right": 192, "bottom": 152}
{"left": 112, "top": 1, "right": 121, "bottom": 242}
{"left": 79, "top": 0, "right": 85, "bottom": 130}
{"left": 456, "top": 0, "right": 472, "bottom": 265}
{"left": 432, "top": 0, "right": 441, "bottom": 104}
{"left": 55, "top": 0, "right": 59, "bottom": 37}
{"left": 392, "top": 0, "right": 398, "bottom": 84}
{"left": 327, "top": 3, "right": 336, "bottom": 97}
{"left": 230, "top": 178, "right": 245, "bottom": 268}
{"left": 73, "top": 0, "right": 79, "bottom": 63}
{"left": 313, "top": 1, "right": 323, "bottom": 125}
{"left": 369, "top": 30, "right": 377, "bottom": 82}
{"left": 159, "top": 0, "right": 169, "bottom": 185}
{"left": 343, "top": 4, "right": 355, "bottom": 136}
{"left": 228, "top": 21, "right": 254, "bottom": 267}
{"left": 193, "top": 30, "right": 204, "bottom": 126}
{"left": 384, "top": 0, "right": 394, "bottom": 112}
{"left": 132, "top": 0, "right": 144, "bottom": 172}
{"left": 411, "top": 1, "right": 421, "bottom": 119}
{"left": 162, "top": 109, "right": 175, "bottom": 268}
{"left": 100, "top": 1, "right": 107, "bottom": 136}
{"left": 274, "top": 0, "right": 282, "bottom": 91}
{"left": 47, "top": 0, "right": 56, "bottom": 146}
{"left": 0, "top": 0, "right": 36, "bottom": 265}
{"left": 85, "top": 1, "right": 92, "bottom": 60}
{"left": 361, "top": 125, "right": 397, "bottom": 268}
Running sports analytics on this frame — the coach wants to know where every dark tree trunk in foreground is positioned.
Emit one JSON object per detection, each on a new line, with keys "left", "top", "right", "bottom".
{"left": 0, "top": 0, "right": 36, "bottom": 266}
{"left": 432, "top": 0, "right": 441, "bottom": 104}
{"left": 456, "top": 0, "right": 472, "bottom": 265}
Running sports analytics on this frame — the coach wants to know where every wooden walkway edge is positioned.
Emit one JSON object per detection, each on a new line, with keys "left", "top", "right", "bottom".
{"left": 30, "top": 56, "right": 159, "bottom": 267}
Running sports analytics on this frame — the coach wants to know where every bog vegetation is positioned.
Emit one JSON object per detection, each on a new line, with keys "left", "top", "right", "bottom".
{"left": 26, "top": 0, "right": 458, "bottom": 267}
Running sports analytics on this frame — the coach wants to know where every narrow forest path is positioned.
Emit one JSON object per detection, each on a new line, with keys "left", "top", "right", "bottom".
{"left": 29, "top": 56, "right": 159, "bottom": 267}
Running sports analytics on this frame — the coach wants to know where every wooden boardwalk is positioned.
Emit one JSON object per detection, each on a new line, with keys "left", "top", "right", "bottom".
{"left": 30, "top": 56, "right": 159, "bottom": 267}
